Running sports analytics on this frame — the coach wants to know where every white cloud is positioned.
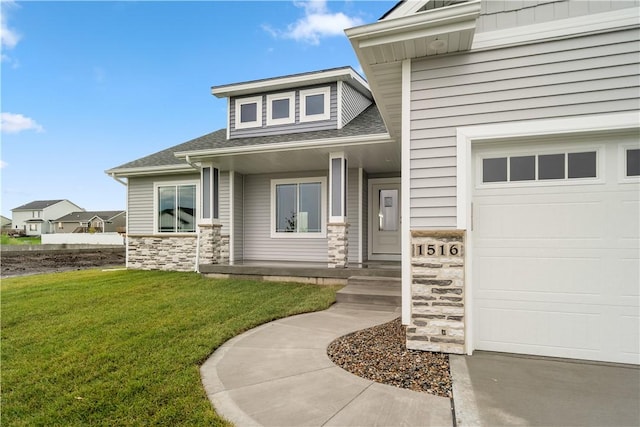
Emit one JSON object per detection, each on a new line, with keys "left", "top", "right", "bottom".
{"left": 1, "top": 0, "right": 21, "bottom": 65}
{"left": 1, "top": 113, "right": 44, "bottom": 134}
{"left": 0, "top": 160, "right": 7, "bottom": 169}
{"left": 265, "top": 0, "right": 364, "bottom": 45}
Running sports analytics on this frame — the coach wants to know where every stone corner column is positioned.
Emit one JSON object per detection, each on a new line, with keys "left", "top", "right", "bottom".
{"left": 198, "top": 223, "right": 222, "bottom": 266}
{"left": 327, "top": 222, "right": 349, "bottom": 268}
{"left": 406, "top": 229, "right": 466, "bottom": 355}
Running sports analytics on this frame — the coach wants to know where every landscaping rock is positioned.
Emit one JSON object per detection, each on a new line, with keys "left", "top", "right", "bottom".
{"left": 327, "top": 317, "right": 452, "bottom": 398}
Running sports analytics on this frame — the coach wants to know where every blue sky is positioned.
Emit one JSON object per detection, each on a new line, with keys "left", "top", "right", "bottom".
{"left": 1, "top": 0, "right": 396, "bottom": 218}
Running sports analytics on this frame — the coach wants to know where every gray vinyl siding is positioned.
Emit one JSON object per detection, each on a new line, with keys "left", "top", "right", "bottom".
{"left": 242, "top": 171, "right": 329, "bottom": 262}
{"left": 233, "top": 172, "right": 244, "bottom": 262}
{"left": 361, "top": 171, "right": 368, "bottom": 262}
{"left": 409, "top": 28, "right": 639, "bottom": 229}
{"left": 219, "top": 171, "right": 230, "bottom": 235}
{"left": 341, "top": 83, "right": 372, "bottom": 128}
{"left": 229, "top": 83, "right": 338, "bottom": 139}
{"left": 477, "top": 0, "right": 640, "bottom": 33}
{"left": 346, "top": 168, "right": 360, "bottom": 263}
{"left": 127, "top": 173, "right": 199, "bottom": 234}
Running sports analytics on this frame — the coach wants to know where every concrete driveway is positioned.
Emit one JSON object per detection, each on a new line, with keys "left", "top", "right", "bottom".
{"left": 451, "top": 351, "right": 640, "bottom": 426}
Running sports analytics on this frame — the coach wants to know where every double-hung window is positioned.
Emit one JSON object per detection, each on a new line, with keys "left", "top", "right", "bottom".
{"left": 266, "top": 92, "right": 295, "bottom": 126}
{"left": 156, "top": 182, "right": 197, "bottom": 233}
{"left": 300, "top": 87, "right": 330, "bottom": 122}
{"left": 235, "top": 96, "right": 262, "bottom": 129}
{"left": 271, "top": 177, "right": 326, "bottom": 238}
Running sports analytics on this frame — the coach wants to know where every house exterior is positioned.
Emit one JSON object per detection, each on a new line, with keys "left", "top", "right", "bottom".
{"left": 1, "top": 215, "right": 11, "bottom": 231}
{"left": 107, "top": 0, "right": 639, "bottom": 366}
{"left": 11, "top": 200, "right": 84, "bottom": 236}
{"left": 53, "top": 211, "right": 126, "bottom": 233}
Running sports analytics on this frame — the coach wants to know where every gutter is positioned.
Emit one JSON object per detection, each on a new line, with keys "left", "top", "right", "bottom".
{"left": 109, "top": 173, "right": 127, "bottom": 186}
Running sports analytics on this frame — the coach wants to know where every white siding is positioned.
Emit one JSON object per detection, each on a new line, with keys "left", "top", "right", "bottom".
{"left": 477, "top": 0, "right": 640, "bottom": 33}
{"left": 127, "top": 173, "right": 199, "bottom": 235}
{"left": 410, "top": 28, "right": 639, "bottom": 228}
{"left": 243, "top": 171, "right": 328, "bottom": 262}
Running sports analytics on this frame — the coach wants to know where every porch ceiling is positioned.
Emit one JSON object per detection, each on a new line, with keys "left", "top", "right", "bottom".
{"left": 190, "top": 138, "right": 400, "bottom": 175}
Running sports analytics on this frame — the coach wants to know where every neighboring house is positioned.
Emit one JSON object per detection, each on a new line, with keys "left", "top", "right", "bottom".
{"left": 0, "top": 215, "right": 11, "bottom": 230}
{"left": 11, "top": 200, "right": 84, "bottom": 236}
{"left": 53, "top": 211, "right": 126, "bottom": 233}
{"left": 107, "top": 0, "right": 639, "bottom": 366}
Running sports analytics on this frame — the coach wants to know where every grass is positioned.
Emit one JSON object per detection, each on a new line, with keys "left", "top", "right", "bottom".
{"left": 0, "top": 235, "right": 41, "bottom": 245}
{"left": 1, "top": 269, "right": 339, "bottom": 426}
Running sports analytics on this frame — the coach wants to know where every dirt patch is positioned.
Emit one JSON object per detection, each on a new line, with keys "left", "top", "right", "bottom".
{"left": 1, "top": 249, "right": 125, "bottom": 278}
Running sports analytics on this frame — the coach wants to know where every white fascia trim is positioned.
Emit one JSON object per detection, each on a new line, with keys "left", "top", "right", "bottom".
{"left": 401, "top": 59, "right": 412, "bottom": 326}
{"left": 212, "top": 68, "right": 370, "bottom": 99}
{"left": 175, "top": 133, "right": 393, "bottom": 159}
{"left": 337, "top": 81, "right": 343, "bottom": 130}
{"left": 472, "top": 7, "right": 640, "bottom": 51}
{"left": 106, "top": 164, "right": 196, "bottom": 178}
{"left": 346, "top": 0, "right": 481, "bottom": 46}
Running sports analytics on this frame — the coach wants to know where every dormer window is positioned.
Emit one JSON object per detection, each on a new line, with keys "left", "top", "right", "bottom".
{"left": 266, "top": 92, "right": 295, "bottom": 126}
{"left": 235, "top": 96, "right": 262, "bottom": 129}
{"left": 300, "top": 87, "right": 330, "bottom": 122}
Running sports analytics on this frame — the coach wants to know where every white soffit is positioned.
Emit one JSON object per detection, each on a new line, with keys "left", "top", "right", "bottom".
{"left": 346, "top": 0, "right": 481, "bottom": 140}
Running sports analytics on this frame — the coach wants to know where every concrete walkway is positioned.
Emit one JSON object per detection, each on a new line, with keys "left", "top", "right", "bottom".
{"left": 201, "top": 303, "right": 453, "bottom": 426}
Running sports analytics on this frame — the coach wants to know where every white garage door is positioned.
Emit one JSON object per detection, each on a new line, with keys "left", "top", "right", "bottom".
{"left": 472, "top": 135, "right": 639, "bottom": 364}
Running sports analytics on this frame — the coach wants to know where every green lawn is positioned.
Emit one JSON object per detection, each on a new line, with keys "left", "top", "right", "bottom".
{"left": 1, "top": 235, "right": 41, "bottom": 245}
{"left": 1, "top": 270, "right": 339, "bottom": 426}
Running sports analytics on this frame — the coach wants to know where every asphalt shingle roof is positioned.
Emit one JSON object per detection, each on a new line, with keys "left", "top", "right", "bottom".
{"left": 55, "top": 211, "right": 125, "bottom": 222}
{"left": 12, "top": 200, "right": 65, "bottom": 211}
{"left": 110, "top": 105, "right": 387, "bottom": 171}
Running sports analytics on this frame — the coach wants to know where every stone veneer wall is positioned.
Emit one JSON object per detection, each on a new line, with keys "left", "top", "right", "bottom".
{"left": 327, "top": 223, "right": 348, "bottom": 268}
{"left": 128, "top": 235, "right": 198, "bottom": 272}
{"left": 128, "top": 225, "right": 230, "bottom": 272}
{"left": 406, "top": 230, "right": 465, "bottom": 354}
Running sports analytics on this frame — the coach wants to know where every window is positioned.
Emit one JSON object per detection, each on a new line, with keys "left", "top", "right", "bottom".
{"left": 266, "top": 92, "right": 295, "bottom": 126}
{"left": 234, "top": 96, "right": 262, "bottom": 129}
{"left": 300, "top": 87, "right": 330, "bottom": 122}
{"left": 29, "top": 224, "right": 37, "bottom": 231}
{"left": 32, "top": 211, "right": 41, "bottom": 218}
{"left": 626, "top": 148, "right": 640, "bottom": 177}
{"left": 271, "top": 177, "right": 326, "bottom": 237}
{"left": 156, "top": 183, "right": 197, "bottom": 233}
{"left": 482, "top": 151, "right": 598, "bottom": 183}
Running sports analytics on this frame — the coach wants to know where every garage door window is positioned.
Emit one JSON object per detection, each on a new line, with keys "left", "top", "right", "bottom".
{"left": 482, "top": 151, "right": 598, "bottom": 184}
{"left": 627, "top": 148, "right": 640, "bottom": 177}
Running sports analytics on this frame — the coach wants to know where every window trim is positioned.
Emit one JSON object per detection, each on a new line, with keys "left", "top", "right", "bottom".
{"left": 153, "top": 180, "right": 200, "bottom": 234}
{"left": 475, "top": 144, "right": 605, "bottom": 189}
{"left": 618, "top": 141, "right": 640, "bottom": 183}
{"left": 270, "top": 176, "right": 327, "bottom": 239}
{"left": 299, "top": 87, "right": 331, "bottom": 123}
{"left": 234, "top": 96, "right": 263, "bottom": 129}
{"left": 266, "top": 92, "right": 295, "bottom": 126}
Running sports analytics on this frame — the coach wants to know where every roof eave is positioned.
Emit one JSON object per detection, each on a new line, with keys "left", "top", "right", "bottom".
{"left": 174, "top": 133, "right": 394, "bottom": 161}
{"left": 105, "top": 164, "right": 196, "bottom": 178}
{"left": 211, "top": 67, "right": 371, "bottom": 99}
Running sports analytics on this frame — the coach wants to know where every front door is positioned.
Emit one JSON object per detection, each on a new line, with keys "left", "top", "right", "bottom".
{"left": 370, "top": 179, "right": 401, "bottom": 260}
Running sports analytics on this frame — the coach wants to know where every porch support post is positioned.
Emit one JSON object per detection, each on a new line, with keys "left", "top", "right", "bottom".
{"left": 198, "top": 164, "right": 222, "bottom": 266}
{"left": 328, "top": 152, "right": 348, "bottom": 268}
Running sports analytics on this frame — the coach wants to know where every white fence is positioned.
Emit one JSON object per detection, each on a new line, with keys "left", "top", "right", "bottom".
{"left": 42, "top": 233, "right": 125, "bottom": 246}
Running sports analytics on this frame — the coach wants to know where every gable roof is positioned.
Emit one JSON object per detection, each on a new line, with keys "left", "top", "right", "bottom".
{"left": 107, "top": 104, "right": 387, "bottom": 175}
{"left": 55, "top": 210, "right": 125, "bottom": 222}
{"left": 12, "top": 199, "right": 66, "bottom": 211}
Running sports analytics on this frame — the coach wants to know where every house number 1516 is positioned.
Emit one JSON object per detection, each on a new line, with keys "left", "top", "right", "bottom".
{"left": 413, "top": 243, "right": 461, "bottom": 257}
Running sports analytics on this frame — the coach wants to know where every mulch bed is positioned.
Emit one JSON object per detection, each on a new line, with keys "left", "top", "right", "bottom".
{"left": 327, "top": 317, "right": 452, "bottom": 398}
